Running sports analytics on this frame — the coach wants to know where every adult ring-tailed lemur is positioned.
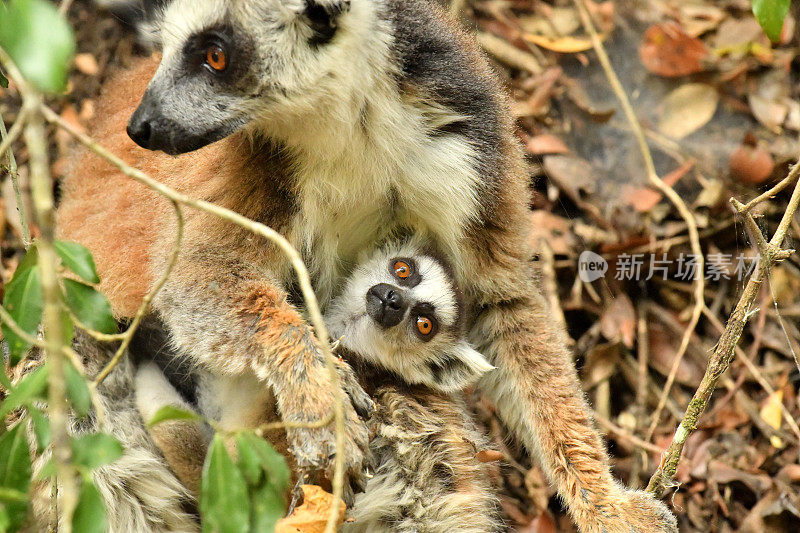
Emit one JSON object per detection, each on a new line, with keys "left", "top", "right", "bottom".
{"left": 135, "top": 240, "right": 502, "bottom": 531}
{"left": 55, "top": 1, "right": 677, "bottom": 531}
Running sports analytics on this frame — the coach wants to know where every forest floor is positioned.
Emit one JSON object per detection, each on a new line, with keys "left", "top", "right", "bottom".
{"left": 1, "top": 1, "right": 800, "bottom": 532}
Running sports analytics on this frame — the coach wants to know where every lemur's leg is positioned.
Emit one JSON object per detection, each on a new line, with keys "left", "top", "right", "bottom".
{"left": 345, "top": 385, "right": 500, "bottom": 533}
{"left": 152, "top": 249, "right": 372, "bottom": 489}
{"left": 463, "top": 239, "right": 676, "bottom": 533}
{"left": 135, "top": 362, "right": 209, "bottom": 495}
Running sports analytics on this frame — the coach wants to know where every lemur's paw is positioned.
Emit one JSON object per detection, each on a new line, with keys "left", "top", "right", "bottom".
{"left": 585, "top": 490, "right": 677, "bottom": 533}
{"left": 286, "top": 396, "right": 372, "bottom": 506}
{"left": 334, "top": 357, "right": 375, "bottom": 420}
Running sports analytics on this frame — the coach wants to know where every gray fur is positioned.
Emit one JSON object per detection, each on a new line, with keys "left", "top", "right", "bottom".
{"left": 29, "top": 332, "right": 199, "bottom": 533}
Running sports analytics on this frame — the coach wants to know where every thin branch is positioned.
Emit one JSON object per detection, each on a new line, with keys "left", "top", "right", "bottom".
{"left": 58, "top": 0, "right": 74, "bottom": 17}
{"left": 701, "top": 305, "right": 800, "bottom": 444}
{"left": 741, "top": 162, "right": 800, "bottom": 212}
{"left": 0, "top": 305, "right": 83, "bottom": 369}
{"left": 646, "top": 165, "right": 800, "bottom": 496}
{"left": 572, "top": 0, "right": 706, "bottom": 445}
{"left": 255, "top": 412, "right": 335, "bottom": 437}
{"left": 476, "top": 31, "right": 543, "bottom": 75}
{"left": 0, "top": 107, "right": 32, "bottom": 247}
{"left": 37, "top": 104, "right": 348, "bottom": 530}
{"left": 24, "top": 107, "right": 77, "bottom": 532}
{"left": 592, "top": 411, "right": 663, "bottom": 454}
{"left": 91, "top": 200, "right": 183, "bottom": 386}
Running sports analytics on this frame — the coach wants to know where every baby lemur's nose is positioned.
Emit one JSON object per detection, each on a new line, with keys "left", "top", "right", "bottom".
{"left": 366, "top": 283, "right": 407, "bottom": 329}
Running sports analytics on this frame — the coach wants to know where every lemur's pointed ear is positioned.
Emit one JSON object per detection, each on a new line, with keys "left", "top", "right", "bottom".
{"left": 426, "top": 342, "right": 494, "bottom": 393}
{"left": 304, "top": 0, "right": 351, "bottom": 46}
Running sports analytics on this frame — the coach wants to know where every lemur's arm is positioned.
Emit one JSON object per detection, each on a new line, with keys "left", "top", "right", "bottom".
{"left": 462, "top": 214, "right": 677, "bottom": 533}
{"left": 151, "top": 244, "right": 372, "bottom": 486}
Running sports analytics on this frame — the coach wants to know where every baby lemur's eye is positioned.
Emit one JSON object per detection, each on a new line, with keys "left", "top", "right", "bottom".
{"left": 205, "top": 45, "right": 227, "bottom": 72}
{"left": 416, "top": 316, "right": 433, "bottom": 336}
{"left": 394, "top": 261, "right": 411, "bottom": 279}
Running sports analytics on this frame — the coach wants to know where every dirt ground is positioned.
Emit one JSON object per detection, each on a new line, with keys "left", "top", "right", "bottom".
{"left": 2, "top": 1, "right": 799, "bottom": 531}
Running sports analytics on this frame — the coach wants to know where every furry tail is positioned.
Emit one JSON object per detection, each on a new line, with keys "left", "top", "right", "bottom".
{"left": 29, "top": 332, "right": 199, "bottom": 533}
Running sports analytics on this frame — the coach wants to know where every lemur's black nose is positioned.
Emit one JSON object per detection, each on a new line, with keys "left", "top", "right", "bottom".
{"left": 366, "top": 283, "right": 407, "bottom": 329}
{"left": 127, "top": 117, "right": 153, "bottom": 149}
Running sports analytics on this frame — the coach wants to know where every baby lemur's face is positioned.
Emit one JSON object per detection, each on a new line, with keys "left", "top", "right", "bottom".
{"left": 326, "top": 242, "right": 493, "bottom": 392}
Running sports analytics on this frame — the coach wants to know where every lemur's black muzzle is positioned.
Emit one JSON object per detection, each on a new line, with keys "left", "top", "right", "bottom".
{"left": 366, "top": 283, "right": 408, "bottom": 329}
{"left": 127, "top": 94, "right": 232, "bottom": 155}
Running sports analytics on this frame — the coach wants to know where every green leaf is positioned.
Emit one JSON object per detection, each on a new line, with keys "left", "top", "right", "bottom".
{"left": 53, "top": 241, "right": 100, "bottom": 284}
{"left": 249, "top": 482, "right": 287, "bottom": 532}
{"left": 71, "top": 434, "right": 123, "bottom": 470}
{"left": 65, "top": 360, "right": 91, "bottom": 418}
{"left": 0, "top": 504, "right": 10, "bottom": 533}
{"left": 752, "top": 0, "right": 790, "bottom": 42}
{"left": 2, "top": 260, "right": 43, "bottom": 365}
{"left": 0, "top": 69, "right": 7, "bottom": 89}
{"left": 0, "top": 0, "right": 75, "bottom": 93}
{"left": 28, "top": 408, "right": 51, "bottom": 452}
{"left": 147, "top": 405, "right": 203, "bottom": 428}
{"left": 0, "top": 365, "right": 48, "bottom": 419}
{"left": 0, "top": 424, "right": 31, "bottom": 531}
{"left": 201, "top": 435, "right": 250, "bottom": 533}
{"left": 62, "top": 279, "right": 116, "bottom": 335}
{"left": 236, "top": 433, "right": 288, "bottom": 531}
{"left": 236, "top": 432, "right": 290, "bottom": 493}
{"left": 72, "top": 481, "right": 107, "bottom": 533}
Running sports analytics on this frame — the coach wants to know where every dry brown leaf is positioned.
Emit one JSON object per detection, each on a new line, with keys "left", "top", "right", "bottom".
{"left": 583, "top": 343, "right": 622, "bottom": 389}
{"left": 730, "top": 142, "right": 774, "bottom": 185}
{"left": 678, "top": 4, "right": 726, "bottom": 37}
{"left": 523, "top": 33, "right": 597, "bottom": 53}
{"left": 526, "top": 134, "right": 569, "bottom": 155}
{"left": 275, "top": 485, "right": 345, "bottom": 533}
{"left": 599, "top": 295, "right": 636, "bottom": 348}
{"left": 74, "top": 53, "right": 99, "bottom": 75}
{"left": 475, "top": 449, "right": 505, "bottom": 463}
{"left": 648, "top": 323, "right": 703, "bottom": 387}
{"left": 639, "top": 23, "right": 708, "bottom": 77}
{"left": 623, "top": 160, "right": 694, "bottom": 212}
{"left": 659, "top": 83, "right": 719, "bottom": 139}
{"left": 528, "top": 210, "right": 575, "bottom": 256}
{"left": 517, "top": 512, "right": 558, "bottom": 533}
{"left": 748, "top": 94, "right": 788, "bottom": 134}
{"left": 759, "top": 389, "right": 785, "bottom": 449}
{"left": 518, "top": 8, "right": 580, "bottom": 38}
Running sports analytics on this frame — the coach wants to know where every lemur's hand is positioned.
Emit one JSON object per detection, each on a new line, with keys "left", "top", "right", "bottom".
{"left": 282, "top": 344, "right": 372, "bottom": 507}
{"left": 581, "top": 489, "right": 677, "bottom": 533}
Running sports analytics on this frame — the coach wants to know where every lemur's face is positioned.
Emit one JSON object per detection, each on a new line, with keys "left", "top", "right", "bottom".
{"left": 326, "top": 243, "right": 493, "bottom": 393}
{"left": 127, "top": 0, "right": 361, "bottom": 154}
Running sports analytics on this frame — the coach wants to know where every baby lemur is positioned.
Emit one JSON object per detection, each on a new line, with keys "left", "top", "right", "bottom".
{"left": 135, "top": 241, "right": 500, "bottom": 531}
{"left": 58, "top": 0, "right": 676, "bottom": 530}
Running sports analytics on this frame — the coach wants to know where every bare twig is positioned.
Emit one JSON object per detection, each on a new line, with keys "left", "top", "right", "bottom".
{"left": 24, "top": 107, "right": 77, "bottom": 532}
{"left": 58, "top": 0, "right": 74, "bottom": 17}
{"left": 592, "top": 411, "right": 662, "bottom": 454}
{"left": 701, "top": 305, "right": 800, "bottom": 443}
{"left": 91, "top": 200, "right": 183, "bottom": 386}
{"left": 476, "top": 31, "right": 543, "bottom": 75}
{"left": 646, "top": 165, "right": 800, "bottom": 496}
{"left": 538, "top": 239, "right": 571, "bottom": 346}
{"left": 0, "top": 107, "right": 31, "bottom": 247}
{"left": 572, "top": 0, "right": 706, "bottom": 445}
{"left": 741, "top": 162, "right": 800, "bottom": 212}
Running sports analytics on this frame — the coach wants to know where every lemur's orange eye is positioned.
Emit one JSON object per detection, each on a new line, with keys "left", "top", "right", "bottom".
{"left": 416, "top": 316, "right": 433, "bottom": 335}
{"left": 394, "top": 261, "right": 411, "bottom": 279}
{"left": 205, "top": 45, "right": 227, "bottom": 71}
